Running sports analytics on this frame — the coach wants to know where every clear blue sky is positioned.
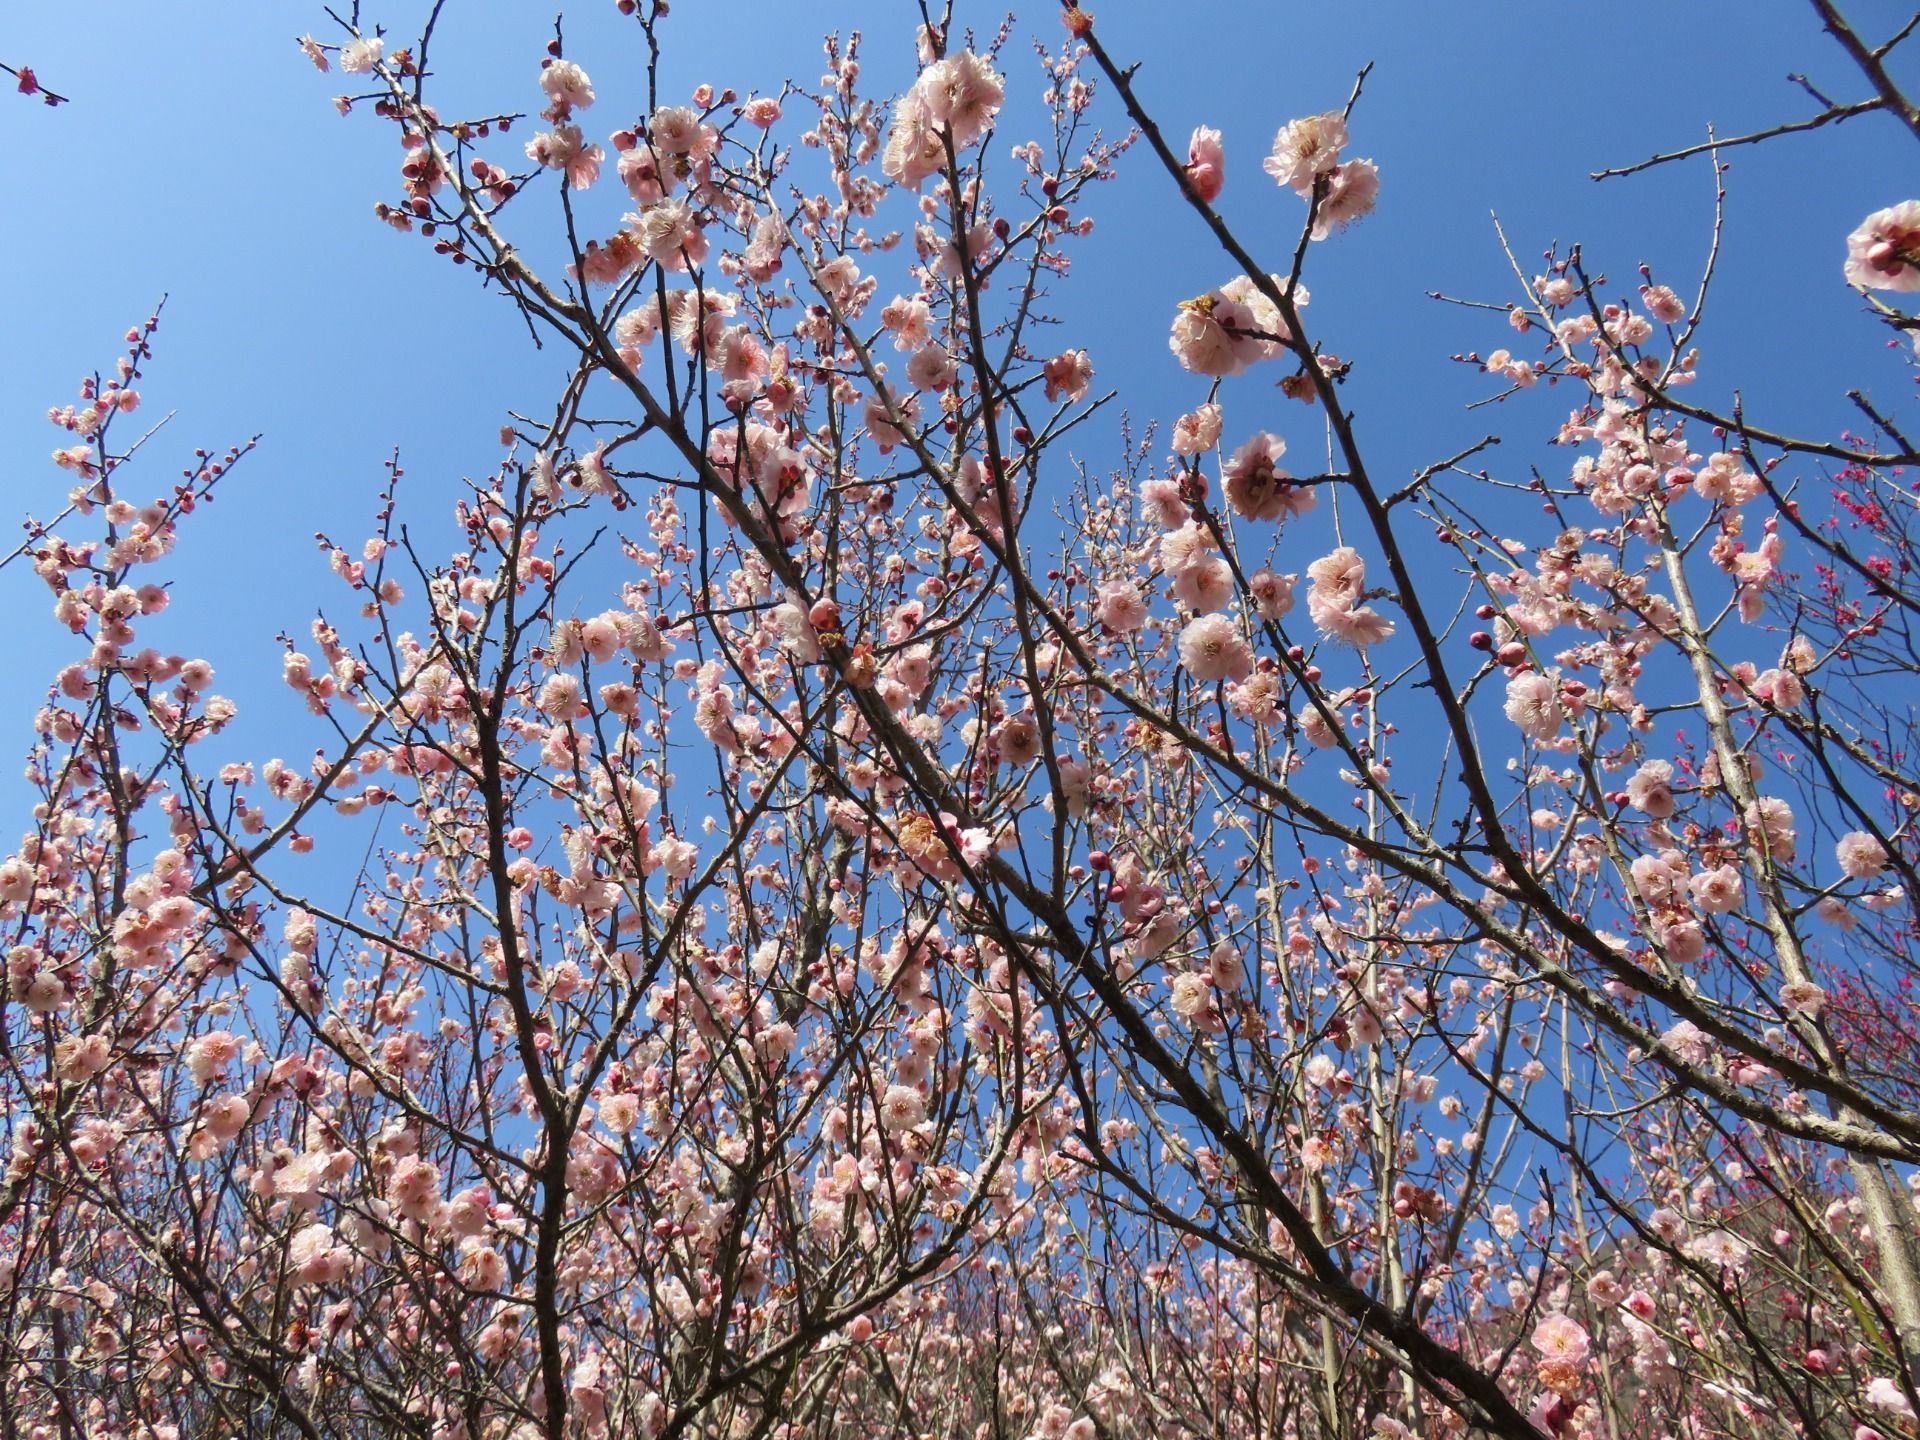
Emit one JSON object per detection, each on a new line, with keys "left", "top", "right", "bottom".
{"left": 2, "top": 1, "right": 1913, "bottom": 805}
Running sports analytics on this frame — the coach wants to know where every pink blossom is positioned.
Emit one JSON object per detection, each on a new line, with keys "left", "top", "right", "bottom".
{"left": 540, "top": 60, "right": 596, "bottom": 113}
{"left": 1168, "top": 276, "right": 1301, "bottom": 376}
{"left": 289, "top": 1223, "right": 351, "bottom": 1286}
{"left": 1168, "top": 970, "right": 1211, "bottom": 1020}
{"left": 880, "top": 1083, "right": 927, "bottom": 1133}
{"left": 1169, "top": 295, "right": 1242, "bottom": 376}
{"left": 338, "top": 36, "right": 383, "bottom": 74}
{"left": 743, "top": 212, "right": 786, "bottom": 282}
{"left": 1159, "top": 521, "right": 1213, "bottom": 575}
{"left": 1097, "top": 582, "right": 1148, "bottom": 634}
{"left": 1171, "top": 404, "right": 1223, "bottom": 456}
{"left": 1315, "top": 599, "right": 1394, "bottom": 647}
{"left": 882, "top": 294, "right": 932, "bottom": 351}
{"left": 1222, "top": 432, "right": 1311, "bottom": 523}
{"left": 1663, "top": 920, "right": 1706, "bottom": 965}
{"left": 882, "top": 92, "right": 945, "bottom": 188}
{"left": 1207, "top": 940, "right": 1244, "bottom": 993}
{"left": 463, "top": 1246, "right": 507, "bottom": 1291}
{"left": 1311, "top": 159, "right": 1380, "bottom": 240}
{"left": 1780, "top": 980, "right": 1827, "bottom": 1018}
{"left": 1744, "top": 795, "right": 1797, "bottom": 861}
{"left": 1170, "top": 555, "right": 1235, "bottom": 614}
{"left": 1531, "top": 1313, "right": 1591, "bottom": 1365}
{"left": 1693, "top": 451, "right": 1758, "bottom": 504}
{"left": 1845, "top": 202, "right": 1920, "bottom": 291}
{"left": 1690, "top": 864, "right": 1744, "bottom": 915}
{"left": 1139, "top": 478, "right": 1191, "bottom": 529}
{"left": 772, "top": 600, "right": 821, "bottom": 662}
{"left": 1185, "top": 126, "right": 1226, "bottom": 203}
{"left": 995, "top": 714, "right": 1041, "bottom": 766}
{"left": 201, "top": 1094, "right": 250, "bottom": 1143}
{"left": 815, "top": 255, "right": 865, "bottom": 309}
{"left": 1502, "top": 673, "right": 1564, "bottom": 741}
{"left": 863, "top": 389, "right": 920, "bottom": 453}
{"left": 648, "top": 106, "right": 703, "bottom": 155}
{"left": 637, "top": 198, "right": 705, "bottom": 269}
{"left": 580, "top": 615, "right": 622, "bottom": 663}
{"left": 538, "top": 673, "right": 582, "bottom": 721}
{"left": 1223, "top": 670, "right": 1277, "bottom": 725}
{"left": 1043, "top": 349, "right": 1095, "bottom": 404}
{"left": 1636, "top": 283, "right": 1684, "bottom": 321}
{"left": 525, "top": 125, "right": 604, "bottom": 189}
{"left": 1837, "top": 830, "right": 1889, "bottom": 880}
{"left": 1753, "top": 666, "right": 1804, "bottom": 709}
{"left": 618, "top": 145, "right": 670, "bottom": 205}
{"left": 624, "top": 611, "right": 672, "bottom": 662}
{"left": 598, "top": 1096, "right": 640, "bottom": 1143}
{"left": 1306, "top": 549, "right": 1394, "bottom": 647}
{"left": 54, "top": 1033, "right": 110, "bottom": 1082}
{"left": 889, "top": 643, "right": 934, "bottom": 695}
{"left": 1866, "top": 1377, "right": 1916, "bottom": 1417}
{"left": 918, "top": 51, "right": 1004, "bottom": 148}
{"left": 614, "top": 299, "right": 662, "bottom": 351}
{"left": 1264, "top": 111, "right": 1349, "bottom": 192}
{"left": 1248, "top": 568, "right": 1296, "bottom": 619}
{"left": 1624, "top": 759, "right": 1677, "bottom": 818}
{"left": 187, "top": 1030, "right": 240, "bottom": 1085}
{"left": 1178, "top": 615, "right": 1254, "bottom": 683}
{"left": 1300, "top": 700, "right": 1341, "bottom": 748}
{"left": 388, "top": 1156, "right": 442, "bottom": 1221}
{"left": 907, "top": 345, "right": 957, "bottom": 391}
{"left": 654, "top": 835, "right": 697, "bottom": 880}
{"left": 1305, "top": 546, "right": 1366, "bottom": 608}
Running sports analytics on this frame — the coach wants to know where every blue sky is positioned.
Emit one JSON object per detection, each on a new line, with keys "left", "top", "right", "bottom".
{"left": 2, "top": 0, "right": 1913, "bottom": 816}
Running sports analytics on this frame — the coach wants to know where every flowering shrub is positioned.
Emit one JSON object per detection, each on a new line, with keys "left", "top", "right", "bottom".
{"left": 7, "top": 4, "right": 1920, "bottom": 1439}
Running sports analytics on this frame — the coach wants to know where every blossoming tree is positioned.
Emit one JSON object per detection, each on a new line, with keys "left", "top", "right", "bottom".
{"left": 7, "top": 3, "right": 1920, "bottom": 1438}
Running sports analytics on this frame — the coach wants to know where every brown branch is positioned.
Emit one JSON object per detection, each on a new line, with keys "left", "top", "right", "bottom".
{"left": 1808, "top": 0, "right": 1920, "bottom": 144}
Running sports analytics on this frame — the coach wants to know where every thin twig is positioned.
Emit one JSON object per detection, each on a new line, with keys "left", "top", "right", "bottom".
{"left": 1593, "top": 98, "right": 1882, "bottom": 179}
{"left": 0, "top": 60, "right": 67, "bottom": 105}
{"left": 1386, "top": 435, "right": 1500, "bottom": 507}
